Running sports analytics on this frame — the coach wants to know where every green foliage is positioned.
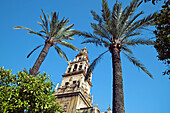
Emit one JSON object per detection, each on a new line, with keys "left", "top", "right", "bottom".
{"left": 85, "top": 50, "right": 109, "bottom": 81}
{"left": 153, "top": 1, "right": 170, "bottom": 76}
{"left": 0, "top": 67, "right": 63, "bottom": 113}
{"left": 14, "top": 9, "right": 78, "bottom": 62}
{"left": 14, "top": 9, "right": 79, "bottom": 76}
{"left": 79, "top": 0, "right": 155, "bottom": 80}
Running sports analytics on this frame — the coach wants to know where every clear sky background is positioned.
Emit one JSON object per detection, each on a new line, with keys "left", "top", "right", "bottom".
{"left": 0, "top": 0, "right": 169, "bottom": 113}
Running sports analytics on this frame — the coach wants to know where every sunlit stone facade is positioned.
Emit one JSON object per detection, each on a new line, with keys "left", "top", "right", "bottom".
{"left": 55, "top": 47, "right": 111, "bottom": 113}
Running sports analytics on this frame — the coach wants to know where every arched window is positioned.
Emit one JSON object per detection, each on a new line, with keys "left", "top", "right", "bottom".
{"left": 67, "top": 67, "right": 71, "bottom": 73}
{"left": 73, "top": 64, "right": 78, "bottom": 72}
{"left": 78, "top": 57, "right": 81, "bottom": 61}
{"left": 65, "top": 82, "right": 69, "bottom": 86}
{"left": 73, "top": 81, "right": 76, "bottom": 84}
{"left": 79, "top": 65, "right": 82, "bottom": 70}
{"left": 84, "top": 65, "right": 86, "bottom": 71}
{"left": 67, "top": 65, "right": 72, "bottom": 73}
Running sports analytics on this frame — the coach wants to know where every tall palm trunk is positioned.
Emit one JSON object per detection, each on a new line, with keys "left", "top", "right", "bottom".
{"left": 30, "top": 40, "right": 52, "bottom": 76}
{"left": 111, "top": 46, "right": 125, "bottom": 113}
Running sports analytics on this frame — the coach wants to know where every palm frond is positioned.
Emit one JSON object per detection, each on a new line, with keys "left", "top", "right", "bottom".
{"left": 112, "top": 0, "right": 122, "bottom": 22}
{"left": 55, "top": 30, "right": 79, "bottom": 42}
{"left": 51, "top": 12, "right": 59, "bottom": 36}
{"left": 123, "top": 38, "right": 154, "bottom": 46}
{"left": 81, "top": 39, "right": 103, "bottom": 46}
{"left": 40, "top": 15, "right": 45, "bottom": 28}
{"left": 101, "top": 39, "right": 110, "bottom": 47}
{"left": 111, "top": 1, "right": 122, "bottom": 36}
{"left": 78, "top": 32, "right": 101, "bottom": 40}
{"left": 121, "top": 12, "right": 156, "bottom": 41}
{"left": 39, "top": 30, "right": 46, "bottom": 34}
{"left": 121, "top": 0, "right": 139, "bottom": 19}
{"left": 138, "top": 0, "right": 143, "bottom": 7}
{"left": 85, "top": 50, "right": 109, "bottom": 81}
{"left": 27, "top": 44, "right": 44, "bottom": 58}
{"left": 52, "top": 18, "right": 69, "bottom": 38}
{"left": 61, "top": 30, "right": 79, "bottom": 40}
{"left": 41, "top": 9, "right": 49, "bottom": 36}
{"left": 37, "top": 21, "right": 46, "bottom": 32}
{"left": 13, "top": 26, "right": 46, "bottom": 39}
{"left": 59, "top": 41, "right": 78, "bottom": 51}
{"left": 52, "top": 17, "right": 64, "bottom": 37}
{"left": 57, "top": 35, "right": 74, "bottom": 41}
{"left": 127, "top": 11, "right": 144, "bottom": 28}
{"left": 122, "top": 51, "right": 153, "bottom": 78}
{"left": 53, "top": 24, "right": 74, "bottom": 39}
{"left": 62, "top": 24, "right": 74, "bottom": 32}
{"left": 28, "top": 31, "right": 44, "bottom": 38}
{"left": 124, "top": 32, "right": 142, "bottom": 38}
{"left": 119, "top": 11, "right": 144, "bottom": 39}
{"left": 53, "top": 45, "right": 69, "bottom": 62}
{"left": 47, "top": 13, "right": 51, "bottom": 26}
{"left": 118, "top": 0, "right": 140, "bottom": 38}
{"left": 91, "top": 10, "right": 103, "bottom": 24}
{"left": 14, "top": 26, "right": 34, "bottom": 31}
{"left": 79, "top": 31, "right": 110, "bottom": 47}
{"left": 102, "top": 0, "right": 111, "bottom": 25}
{"left": 121, "top": 45, "right": 133, "bottom": 55}
{"left": 120, "top": 0, "right": 140, "bottom": 25}
{"left": 120, "top": 33, "right": 142, "bottom": 42}
{"left": 91, "top": 23, "right": 111, "bottom": 41}
{"left": 23, "top": 68, "right": 28, "bottom": 74}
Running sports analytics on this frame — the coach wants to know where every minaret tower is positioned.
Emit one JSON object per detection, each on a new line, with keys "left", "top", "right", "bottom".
{"left": 55, "top": 47, "right": 93, "bottom": 113}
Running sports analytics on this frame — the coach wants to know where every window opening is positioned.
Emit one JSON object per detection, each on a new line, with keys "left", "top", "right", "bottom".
{"left": 78, "top": 57, "right": 81, "bottom": 61}
{"left": 67, "top": 67, "right": 71, "bottom": 73}
{"left": 73, "top": 64, "right": 77, "bottom": 72}
{"left": 65, "top": 82, "right": 69, "bottom": 86}
{"left": 79, "top": 65, "right": 82, "bottom": 70}
{"left": 73, "top": 81, "right": 76, "bottom": 84}
{"left": 84, "top": 66, "right": 86, "bottom": 71}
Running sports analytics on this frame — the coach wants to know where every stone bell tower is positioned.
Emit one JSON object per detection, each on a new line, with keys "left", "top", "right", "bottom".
{"left": 55, "top": 47, "right": 93, "bottom": 113}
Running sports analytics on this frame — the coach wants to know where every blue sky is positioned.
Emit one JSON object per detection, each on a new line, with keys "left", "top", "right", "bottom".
{"left": 0, "top": 0, "right": 169, "bottom": 113}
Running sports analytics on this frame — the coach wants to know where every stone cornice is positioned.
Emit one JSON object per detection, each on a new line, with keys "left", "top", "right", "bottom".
{"left": 55, "top": 91, "right": 92, "bottom": 107}
{"left": 69, "top": 59, "right": 89, "bottom": 67}
{"left": 62, "top": 70, "right": 92, "bottom": 87}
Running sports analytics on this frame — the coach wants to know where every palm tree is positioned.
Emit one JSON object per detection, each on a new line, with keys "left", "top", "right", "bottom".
{"left": 78, "top": 0, "right": 156, "bottom": 113}
{"left": 14, "top": 9, "right": 78, "bottom": 76}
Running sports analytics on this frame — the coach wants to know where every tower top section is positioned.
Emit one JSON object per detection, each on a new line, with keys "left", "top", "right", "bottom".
{"left": 62, "top": 47, "right": 91, "bottom": 83}
{"left": 73, "top": 47, "right": 89, "bottom": 63}
{"left": 56, "top": 47, "right": 92, "bottom": 97}
{"left": 55, "top": 47, "right": 111, "bottom": 113}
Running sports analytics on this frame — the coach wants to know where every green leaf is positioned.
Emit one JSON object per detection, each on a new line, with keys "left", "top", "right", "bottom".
{"left": 102, "top": 0, "right": 111, "bottom": 25}
{"left": 53, "top": 45, "right": 69, "bottom": 62}
{"left": 37, "top": 21, "right": 46, "bottom": 31}
{"left": 123, "top": 38, "right": 154, "bottom": 46}
{"left": 85, "top": 50, "right": 109, "bottom": 81}
{"left": 41, "top": 9, "right": 49, "bottom": 37}
{"left": 59, "top": 41, "right": 78, "bottom": 51}
{"left": 27, "top": 44, "right": 44, "bottom": 58}
{"left": 13, "top": 26, "right": 34, "bottom": 31}
{"left": 121, "top": 45, "right": 133, "bottom": 55}
{"left": 0, "top": 67, "right": 62, "bottom": 112}
{"left": 91, "top": 10, "right": 103, "bottom": 24}
{"left": 122, "top": 52, "right": 153, "bottom": 78}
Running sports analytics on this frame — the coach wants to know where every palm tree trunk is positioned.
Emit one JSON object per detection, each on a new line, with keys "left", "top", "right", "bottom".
{"left": 111, "top": 47, "right": 125, "bottom": 113}
{"left": 30, "top": 41, "right": 51, "bottom": 76}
